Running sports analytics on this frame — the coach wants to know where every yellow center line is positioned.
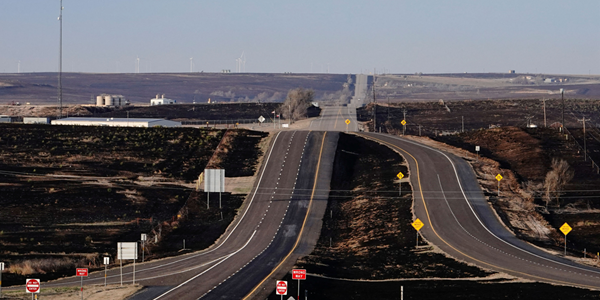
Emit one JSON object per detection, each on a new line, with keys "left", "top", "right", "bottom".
{"left": 358, "top": 133, "right": 599, "bottom": 290}
{"left": 243, "top": 131, "right": 328, "bottom": 299}
{"left": 333, "top": 107, "right": 342, "bottom": 129}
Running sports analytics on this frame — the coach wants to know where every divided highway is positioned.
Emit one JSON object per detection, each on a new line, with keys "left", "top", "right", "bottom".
{"left": 18, "top": 130, "right": 337, "bottom": 300}
{"left": 14, "top": 102, "right": 600, "bottom": 298}
{"left": 358, "top": 132, "right": 600, "bottom": 289}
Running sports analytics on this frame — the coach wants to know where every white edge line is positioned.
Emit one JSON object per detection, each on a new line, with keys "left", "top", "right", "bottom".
{"left": 375, "top": 133, "right": 600, "bottom": 275}
{"left": 153, "top": 230, "right": 258, "bottom": 299}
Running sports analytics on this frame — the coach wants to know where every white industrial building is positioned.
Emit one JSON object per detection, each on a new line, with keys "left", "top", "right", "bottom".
{"left": 51, "top": 117, "right": 181, "bottom": 128}
{"left": 23, "top": 117, "right": 50, "bottom": 124}
{"left": 96, "top": 94, "right": 128, "bottom": 107}
{"left": 151, "top": 94, "right": 177, "bottom": 106}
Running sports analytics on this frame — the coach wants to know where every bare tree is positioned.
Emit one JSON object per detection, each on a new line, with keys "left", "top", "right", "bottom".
{"left": 543, "top": 158, "right": 574, "bottom": 208}
{"left": 281, "top": 88, "right": 314, "bottom": 124}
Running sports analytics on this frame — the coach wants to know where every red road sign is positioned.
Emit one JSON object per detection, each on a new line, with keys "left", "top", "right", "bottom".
{"left": 276, "top": 280, "right": 287, "bottom": 295}
{"left": 76, "top": 268, "right": 88, "bottom": 277}
{"left": 26, "top": 279, "right": 40, "bottom": 293}
{"left": 292, "top": 269, "right": 306, "bottom": 280}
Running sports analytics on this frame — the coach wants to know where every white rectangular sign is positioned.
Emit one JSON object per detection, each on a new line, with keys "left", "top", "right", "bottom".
{"left": 141, "top": 233, "right": 147, "bottom": 241}
{"left": 104, "top": 257, "right": 110, "bottom": 265}
{"left": 475, "top": 146, "right": 480, "bottom": 152}
{"left": 117, "top": 242, "right": 138, "bottom": 260}
{"left": 0, "top": 262, "right": 4, "bottom": 271}
{"left": 204, "top": 169, "right": 225, "bottom": 193}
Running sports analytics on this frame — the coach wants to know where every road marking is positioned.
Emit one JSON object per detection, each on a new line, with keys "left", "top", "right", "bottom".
{"left": 358, "top": 133, "right": 600, "bottom": 289}
{"left": 243, "top": 132, "right": 328, "bottom": 300}
{"left": 153, "top": 230, "right": 258, "bottom": 299}
{"left": 334, "top": 107, "right": 342, "bottom": 129}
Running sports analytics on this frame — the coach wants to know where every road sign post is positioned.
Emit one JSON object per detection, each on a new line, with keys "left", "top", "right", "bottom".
{"left": 0, "top": 262, "right": 4, "bottom": 298}
{"left": 292, "top": 269, "right": 306, "bottom": 300}
{"left": 397, "top": 172, "right": 404, "bottom": 196}
{"left": 345, "top": 119, "right": 350, "bottom": 132}
{"left": 258, "top": 116, "right": 265, "bottom": 127}
{"left": 103, "top": 257, "right": 109, "bottom": 286}
{"left": 560, "top": 223, "right": 572, "bottom": 256}
{"left": 412, "top": 218, "right": 424, "bottom": 247}
{"left": 141, "top": 234, "right": 147, "bottom": 263}
{"left": 475, "top": 146, "right": 480, "bottom": 159}
{"left": 26, "top": 278, "right": 40, "bottom": 300}
{"left": 401, "top": 119, "right": 407, "bottom": 135}
{"left": 276, "top": 280, "right": 287, "bottom": 300}
{"left": 495, "top": 174, "right": 503, "bottom": 196}
{"left": 117, "top": 242, "right": 138, "bottom": 286}
{"left": 76, "top": 268, "right": 88, "bottom": 300}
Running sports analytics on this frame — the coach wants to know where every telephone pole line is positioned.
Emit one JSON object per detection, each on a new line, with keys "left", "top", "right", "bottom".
{"left": 578, "top": 117, "right": 590, "bottom": 161}
{"left": 542, "top": 98, "right": 547, "bottom": 127}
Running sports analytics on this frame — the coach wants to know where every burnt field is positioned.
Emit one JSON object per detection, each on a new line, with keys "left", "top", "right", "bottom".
{"left": 0, "top": 72, "right": 351, "bottom": 105}
{"left": 0, "top": 124, "right": 267, "bottom": 285}
{"left": 296, "top": 133, "right": 489, "bottom": 280}
{"left": 358, "top": 98, "right": 600, "bottom": 136}
{"left": 281, "top": 133, "right": 600, "bottom": 299}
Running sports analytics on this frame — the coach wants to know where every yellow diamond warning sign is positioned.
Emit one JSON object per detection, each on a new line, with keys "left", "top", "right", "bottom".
{"left": 345, "top": 119, "right": 351, "bottom": 125}
{"left": 401, "top": 120, "right": 407, "bottom": 126}
{"left": 397, "top": 172, "right": 404, "bottom": 180}
{"left": 495, "top": 174, "right": 503, "bottom": 181}
{"left": 560, "top": 223, "right": 572, "bottom": 235}
{"left": 412, "top": 218, "right": 424, "bottom": 231}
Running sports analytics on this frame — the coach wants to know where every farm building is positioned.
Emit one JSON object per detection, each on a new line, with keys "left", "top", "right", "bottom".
{"left": 151, "top": 94, "right": 177, "bottom": 105}
{"left": 23, "top": 117, "right": 50, "bottom": 124}
{"left": 51, "top": 117, "right": 181, "bottom": 128}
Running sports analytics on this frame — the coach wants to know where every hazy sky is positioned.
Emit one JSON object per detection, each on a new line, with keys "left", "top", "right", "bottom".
{"left": 1, "top": 0, "right": 598, "bottom": 74}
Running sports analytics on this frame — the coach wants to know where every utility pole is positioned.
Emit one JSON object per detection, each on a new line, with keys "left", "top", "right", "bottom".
{"left": 578, "top": 117, "right": 590, "bottom": 161}
{"left": 372, "top": 75, "right": 377, "bottom": 132}
{"left": 461, "top": 116, "right": 464, "bottom": 133}
{"left": 403, "top": 109, "right": 407, "bottom": 135}
{"left": 58, "top": 0, "right": 63, "bottom": 119}
{"left": 387, "top": 96, "right": 390, "bottom": 121}
{"left": 561, "top": 88, "right": 565, "bottom": 130}
{"left": 542, "top": 98, "right": 547, "bottom": 127}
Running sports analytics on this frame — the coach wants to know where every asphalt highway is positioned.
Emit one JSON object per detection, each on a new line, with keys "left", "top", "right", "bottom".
{"left": 9, "top": 130, "right": 337, "bottom": 300}
{"left": 310, "top": 105, "right": 358, "bottom": 132}
{"left": 358, "top": 132, "right": 600, "bottom": 289}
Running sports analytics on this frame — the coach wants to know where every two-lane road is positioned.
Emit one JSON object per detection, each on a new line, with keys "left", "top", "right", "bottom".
{"left": 359, "top": 132, "right": 600, "bottom": 289}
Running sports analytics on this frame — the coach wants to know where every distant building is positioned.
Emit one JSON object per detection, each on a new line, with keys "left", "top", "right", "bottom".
{"left": 96, "top": 94, "right": 128, "bottom": 107}
{"left": 151, "top": 94, "right": 177, "bottom": 106}
{"left": 544, "top": 78, "right": 556, "bottom": 83}
{"left": 0, "top": 115, "right": 11, "bottom": 123}
{"left": 51, "top": 117, "right": 181, "bottom": 128}
{"left": 508, "top": 70, "right": 516, "bottom": 74}
{"left": 23, "top": 117, "right": 49, "bottom": 124}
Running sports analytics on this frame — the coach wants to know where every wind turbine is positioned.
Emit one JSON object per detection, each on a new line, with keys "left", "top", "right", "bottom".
{"left": 241, "top": 51, "right": 246, "bottom": 72}
{"left": 236, "top": 51, "right": 246, "bottom": 73}
{"left": 190, "top": 57, "right": 194, "bottom": 72}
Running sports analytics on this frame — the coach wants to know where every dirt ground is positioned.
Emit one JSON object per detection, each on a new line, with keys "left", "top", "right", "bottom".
{"left": 1, "top": 284, "right": 142, "bottom": 300}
